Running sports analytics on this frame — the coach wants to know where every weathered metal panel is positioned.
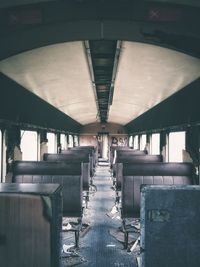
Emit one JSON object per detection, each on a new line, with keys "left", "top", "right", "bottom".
{"left": 0, "top": 183, "right": 62, "bottom": 267}
{"left": 141, "top": 185, "right": 200, "bottom": 267}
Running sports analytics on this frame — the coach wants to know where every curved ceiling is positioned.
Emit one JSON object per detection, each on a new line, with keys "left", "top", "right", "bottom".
{"left": 108, "top": 42, "right": 200, "bottom": 124}
{"left": 0, "top": 42, "right": 98, "bottom": 125}
{"left": 0, "top": 0, "right": 200, "bottom": 129}
{"left": 1, "top": 41, "right": 200, "bottom": 126}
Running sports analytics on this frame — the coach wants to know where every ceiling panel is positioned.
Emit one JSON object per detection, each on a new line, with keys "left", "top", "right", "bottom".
{"left": 1, "top": 40, "right": 200, "bottom": 127}
{"left": 0, "top": 41, "right": 98, "bottom": 125}
{"left": 88, "top": 40, "right": 117, "bottom": 123}
{"left": 108, "top": 41, "right": 200, "bottom": 125}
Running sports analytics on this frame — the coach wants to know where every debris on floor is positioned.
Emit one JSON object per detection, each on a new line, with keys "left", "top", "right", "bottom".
{"left": 106, "top": 205, "right": 121, "bottom": 220}
{"left": 61, "top": 244, "right": 87, "bottom": 267}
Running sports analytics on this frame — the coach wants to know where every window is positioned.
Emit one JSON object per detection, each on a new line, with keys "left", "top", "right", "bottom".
{"left": 140, "top": 134, "right": 146, "bottom": 150}
{"left": 151, "top": 133, "right": 160, "bottom": 155}
{"left": 0, "top": 130, "right": 2, "bottom": 180}
{"left": 68, "top": 135, "right": 74, "bottom": 148}
{"left": 21, "top": 130, "right": 38, "bottom": 160}
{"left": 129, "top": 136, "right": 133, "bottom": 147}
{"left": 133, "top": 136, "right": 139, "bottom": 149}
{"left": 47, "top": 132, "right": 56, "bottom": 153}
{"left": 74, "top": 135, "right": 79, "bottom": 147}
{"left": 60, "top": 134, "right": 67, "bottom": 150}
{"left": 1, "top": 131, "right": 6, "bottom": 182}
{"left": 168, "top": 131, "right": 185, "bottom": 162}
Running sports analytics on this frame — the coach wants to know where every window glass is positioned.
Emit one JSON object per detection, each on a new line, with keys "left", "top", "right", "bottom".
{"left": 169, "top": 131, "right": 185, "bottom": 162}
{"left": 133, "top": 136, "right": 139, "bottom": 149}
{"left": 60, "top": 134, "right": 67, "bottom": 150}
{"left": 1, "top": 131, "right": 6, "bottom": 182}
{"left": 140, "top": 134, "right": 146, "bottom": 150}
{"left": 129, "top": 136, "right": 133, "bottom": 147}
{"left": 151, "top": 133, "right": 160, "bottom": 155}
{"left": 74, "top": 135, "right": 79, "bottom": 147}
{"left": 68, "top": 135, "right": 74, "bottom": 148}
{"left": 47, "top": 132, "right": 56, "bottom": 153}
{"left": 21, "top": 130, "right": 38, "bottom": 160}
{"left": 0, "top": 130, "right": 2, "bottom": 180}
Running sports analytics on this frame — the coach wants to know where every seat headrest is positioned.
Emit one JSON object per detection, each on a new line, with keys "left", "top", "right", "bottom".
{"left": 43, "top": 153, "right": 89, "bottom": 162}
{"left": 61, "top": 150, "right": 92, "bottom": 155}
{"left": 12, "top": 161, "right": 82, "bottom": 175}
{"left": 123, "top": 162, "right": 195, "bottom": 176}
{"left": 117, "top": 150, "right": 147, "bottom": 156}
{"left": 116, "top": 154, "right": 162, "bottom": 163}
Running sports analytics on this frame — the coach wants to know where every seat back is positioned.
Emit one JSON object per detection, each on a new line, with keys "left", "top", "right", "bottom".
{"left": 0, "top": 183, "right": 62, "bottom": 267}
{"left": 112, "top": 149, "right": 147, "bottom": 170}
{"left": 115, "top": 155, "right": 163, "bottom": 190}
{"left": 61, "top": 149, "right": 94, "bottom": 176}
{"left": 110, "top": 146, "right": 134, "bottom": 166}
{"left": 121, "top": 162, "right": 195, "bottom": 218}
{"left": 43, "top": 153, "right": 90, "bottom": 191}
{"left": 71, "top": 146, "right": 97, "bottom": 166}
{"left": 12, "top": 161, "right": 83, "bottom": 218}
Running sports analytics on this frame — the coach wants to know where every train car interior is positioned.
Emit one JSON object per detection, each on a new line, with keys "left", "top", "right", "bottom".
{"left": 0, "top": 0, "right": 200, "bottom": 266}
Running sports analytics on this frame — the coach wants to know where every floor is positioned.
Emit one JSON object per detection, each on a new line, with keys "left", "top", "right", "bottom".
{"left": 62, "top": 164, "right": 137, "bottom": 267}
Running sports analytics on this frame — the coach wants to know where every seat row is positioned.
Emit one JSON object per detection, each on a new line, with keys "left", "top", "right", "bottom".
{"left": 0, "top": 145, "right": 97, "bottom": 267}
{"left": 110, "top": 147, "right": 196, "bottom": 255}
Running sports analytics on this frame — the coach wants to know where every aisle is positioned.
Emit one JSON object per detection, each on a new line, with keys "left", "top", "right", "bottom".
{"left": 78, "top": 164, "right": 136, "bottom": 267}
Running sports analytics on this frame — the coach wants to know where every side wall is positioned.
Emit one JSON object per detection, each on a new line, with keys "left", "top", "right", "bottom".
{"left": 126, "top": 78, "right": 200, "bottom": 133}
